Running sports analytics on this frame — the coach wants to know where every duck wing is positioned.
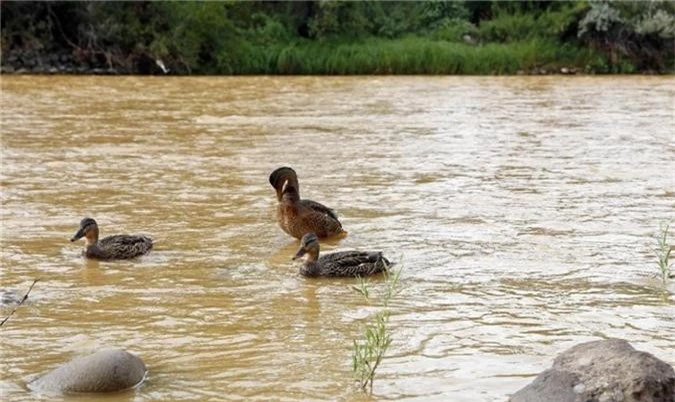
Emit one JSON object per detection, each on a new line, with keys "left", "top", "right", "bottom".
{"left": 99, "top": 235, "right": 153, "bottom": 259}
{"left": 301, "top": 199, "right": 339, "bottom": 221}
{"left": 295, "top": 201, "right": 344, "bottom": 238}
{"left": 319, "top": 251, "right": 387, "bottom": 277}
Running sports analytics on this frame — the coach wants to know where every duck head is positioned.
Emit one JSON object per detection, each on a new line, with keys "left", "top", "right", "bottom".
{"left": 269, "top": 167, "right": 300, "bottom": 202}
{"left": 71, "top": 217, "right": 99, "bottom": 245}
{"left": 293, "top": 232, "right": 320, "bottom": 261}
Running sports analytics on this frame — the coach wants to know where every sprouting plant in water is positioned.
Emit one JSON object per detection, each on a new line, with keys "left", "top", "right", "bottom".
{"left": 654, "top": 223, "right": 672, "bottom": 283}
{"left": 352, "top": 263, "right": 402, "bottom": 394}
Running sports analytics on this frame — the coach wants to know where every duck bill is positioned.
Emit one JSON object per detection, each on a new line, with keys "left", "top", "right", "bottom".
{"left": 70, "top": 227, "right": 86, "bottom": 242}
{"left": 292, "top": 248, "right": 307, "bottom": 260}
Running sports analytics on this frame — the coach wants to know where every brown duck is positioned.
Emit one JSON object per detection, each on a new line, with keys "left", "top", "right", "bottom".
{"left": 70, "top": 217, "right": 153, "bottom": 260}
{"left": 292, "top": 233, "right": 390, "bottom": 277}
{"left": 269, "top": 167, "right": 346, "bottom": 239}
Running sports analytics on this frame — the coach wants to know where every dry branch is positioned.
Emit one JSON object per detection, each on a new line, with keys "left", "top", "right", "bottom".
{"left": 0, "top": 279, "right": 40, "bottom": 327}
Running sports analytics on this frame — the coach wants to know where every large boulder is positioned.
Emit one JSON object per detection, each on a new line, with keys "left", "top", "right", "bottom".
{"left": 511, "top": 339, "right": 675, "bottom": 402}
{"left": 29, "top": 349, "right": 146, "bottom": 393}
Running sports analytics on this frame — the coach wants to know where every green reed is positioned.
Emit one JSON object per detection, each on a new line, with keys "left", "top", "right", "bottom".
{"left": 655, "top": 223, "right": 672, "bottom": 283}
{"left": 237, "top": 37, "right": 600, "bottom": 75}
{"left": 352, "top": 264, "right": 402, "bottom": 394}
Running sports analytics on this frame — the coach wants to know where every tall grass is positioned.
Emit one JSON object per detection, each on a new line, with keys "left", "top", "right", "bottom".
{"left": 352, "top": 265, "right": 402, "bottom": 394}
{"left": 228, "top": 37, "right": 601, "bottom": 75}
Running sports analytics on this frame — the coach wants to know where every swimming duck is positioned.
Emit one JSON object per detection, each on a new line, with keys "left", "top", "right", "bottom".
{"left": 269, "top": 167, "right": 346, "bottom": 239}
{"left": 70, "top": 217, "right": 153, "bottom": 260}
{"left": 292, "top": 232, "right": 390, "bottom": 277}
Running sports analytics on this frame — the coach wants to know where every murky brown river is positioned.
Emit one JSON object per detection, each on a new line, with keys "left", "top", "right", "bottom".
{"left": 1, "top": 75, "right": 674, "bottom": 401}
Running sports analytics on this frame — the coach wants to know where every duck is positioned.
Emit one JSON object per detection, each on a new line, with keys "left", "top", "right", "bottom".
{"left": 70, "top": 217, "right": 153, "bottom": 260}
{"left": 292, "top": 232, "right": 391, "bottom": 277}
{"left": 269, "top": 167, "right": 346, "bottom": 239}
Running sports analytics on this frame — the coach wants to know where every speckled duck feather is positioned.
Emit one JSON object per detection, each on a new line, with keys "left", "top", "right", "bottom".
{"left": 303, "top": 250, "right": 390, "bottom": 277}
{"left": 294, "top": 233, "right": 390, "bottom": 277}
{"left": 93, "top": 234, "right": 153, "bottom": 260}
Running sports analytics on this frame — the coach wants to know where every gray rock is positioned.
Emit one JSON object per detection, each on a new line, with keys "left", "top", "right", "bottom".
{"left": 29, "top": 349, "right": 146, "bottom": 394}
{"left": 511, "top": 339, "right": 675, "bottom": 402}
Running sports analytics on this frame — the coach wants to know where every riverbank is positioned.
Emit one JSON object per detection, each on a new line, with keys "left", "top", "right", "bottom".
{"left": 1, "top": 50, "right": 117, "bottom": 75}
{"left": 0, "top": 38, "right": 639, "bottom": 76}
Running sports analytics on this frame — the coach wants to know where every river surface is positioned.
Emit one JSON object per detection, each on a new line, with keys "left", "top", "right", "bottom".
{"left": 1, "top": 75, "right": 674, "bottom": 401}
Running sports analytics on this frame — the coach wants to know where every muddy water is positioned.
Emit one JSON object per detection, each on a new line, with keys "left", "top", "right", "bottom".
{"left": 1, "top": 75, "right": 673, "bottom": 401}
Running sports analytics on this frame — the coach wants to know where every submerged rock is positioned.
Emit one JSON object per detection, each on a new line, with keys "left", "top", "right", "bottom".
{"left": 0, "top": 289, "right": 21, "bottom": 306}
{"left": 511, "top": 339, "right": 675, "bottom": 402}
{"left": 29, "top": 349, "right": 146, "bottom": 394}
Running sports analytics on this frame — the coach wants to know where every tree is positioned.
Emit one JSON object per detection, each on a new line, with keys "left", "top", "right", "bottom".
{"left": 578, "top": 0, "right": 674, "bottom": 72}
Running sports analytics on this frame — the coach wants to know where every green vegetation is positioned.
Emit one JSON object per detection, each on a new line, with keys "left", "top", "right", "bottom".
{"left": 654, "top": 223, "right": 673, "bottom": 284}
{"left": 1, "top": 1, "right": 673, "bottom": 74}
{"left": 268, "top": 38, "right": 597, "bottom": 75}
{"left": 352, "top": 265, "right": 402, "bottom": 394}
